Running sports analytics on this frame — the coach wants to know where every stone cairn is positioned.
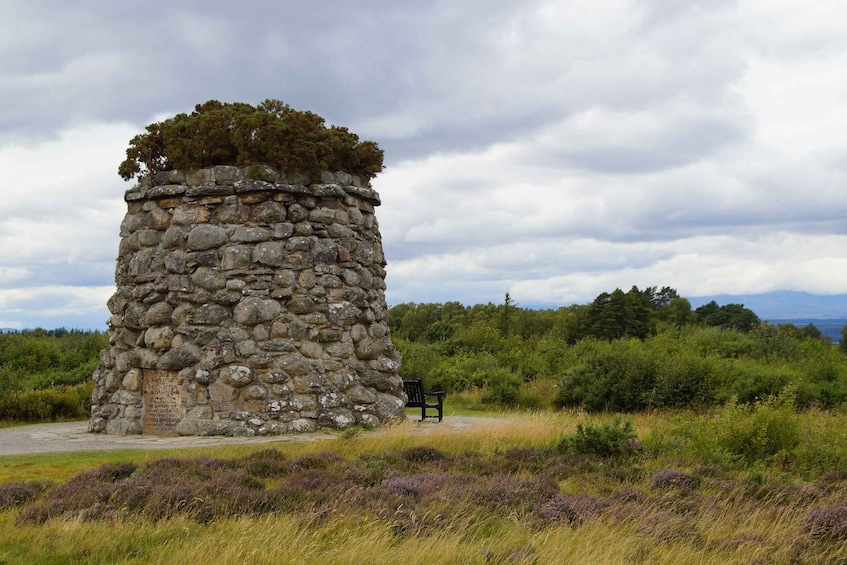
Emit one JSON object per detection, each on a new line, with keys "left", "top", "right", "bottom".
{"left": 89, "top": 165, "right": 406, "bottom": 436}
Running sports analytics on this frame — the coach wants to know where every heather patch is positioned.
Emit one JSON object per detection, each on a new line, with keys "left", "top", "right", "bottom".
{"left": 0, "top": 480, "right": 52, "bottom": 510}
{"left": 804, "top": 505, "right": 847, "bottom": 540}
{"left": 536, "top": 493, "right": 602, "bottom": 526}
{"left": 5, "top": 431, "right": 847, "bottom": 565}
{"left": 286, "top": 451, "right": 345, "bottom": 472}
{"left": 243, "top": 449, "right": 288, "bottom": 478}
{"left": 649, "top": 469, "right": 700, "bottom": 490}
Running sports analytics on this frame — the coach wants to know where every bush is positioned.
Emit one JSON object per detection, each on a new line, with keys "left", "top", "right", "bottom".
{"left": 696, "top": 389, "right": 802, "bottom": 464}
{"left": 118, "top": 99, "right": 384, "bottom": 182}
{"left": 0, "top": 383, "right": 92, "bottom": 422}
{"left": 554, "top": 339, "right": 656, "bottom": 411}
{"left": 651, "top": 351, "right": 717, "bottom": 408}
{"left": 480, "top": 368, "right": 522, "bottom": 406}
{"left": 557, "top": 416, "right": 639, "bottom": 457}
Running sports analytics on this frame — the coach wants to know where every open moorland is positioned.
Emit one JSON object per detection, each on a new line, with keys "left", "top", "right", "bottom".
{"left": 3, "top": 291, "right": 847, "bottom": 563}
{"left": 2, "top": 408, "right": 847, "bottom": 564}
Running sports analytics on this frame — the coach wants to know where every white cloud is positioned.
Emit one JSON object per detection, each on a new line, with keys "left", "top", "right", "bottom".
{"left": 2, "top": 0, "right": 847, "bottom": 323}
{"left": 0, "top": 122, "right": 128, "bottom": 327}
{"left": 0, "top": 267, "right": 30, "bottom": 285}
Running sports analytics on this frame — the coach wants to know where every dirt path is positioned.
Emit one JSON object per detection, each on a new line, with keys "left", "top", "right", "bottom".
{"left": 0, "top": 416, "right": 500, "bottom": 456}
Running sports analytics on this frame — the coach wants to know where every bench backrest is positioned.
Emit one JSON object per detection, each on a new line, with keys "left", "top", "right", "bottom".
{"left": 403, "top": 379, "right": 426, "bottom": 405}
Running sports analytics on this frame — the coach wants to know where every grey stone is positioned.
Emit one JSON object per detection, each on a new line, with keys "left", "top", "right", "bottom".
{"left": 287, "top": 203, "right": 309, "bottom": 222}
{"left": 289, "top": 419, "right": 315, "bottom": 433}
{"left": 212, "top": 165, "right": 245, "bottom": 184}
{"left": 221, "top": 245, "right": 253, "bottom": 270}
{"left": 120, "top": 213, "right": 144, "bottom": 236}
{"left": 173, "top": 206, "right": 211, "bottom": 225}
{"left": 299, "top": 342, "right": 323, "bottom": 359}
{"left": 198, "top": 421, "right": 232, "bottom": 436}
{"left": 231, "top": 226, "right": 271, "bottom": 243}
{"left": 158, "top": 344, "right": 201, "bottom": 370}
{"left": 191, "top": 267, "right": 226, "bottom": 291}
{"left": 220, "top": 365, "right": 254, "bottom": 387}
{"left": 273, "top": 223, "right": 294, "bottom": 239}
{"left": 251, "top": 201, "right": 286, "bottom": 223}
{"left": 144, "top": 326, "right": 174, "bottom": 349}
{"left": 253, "top": 241, "right": 285, "bottom": 266}
{"left": 106, "top": 418, "right": 142, "bottom": 435}
{"left": 309, "top": 208, "right": 337, "bottom": 224}
{"left": 348, "top": 384, "right": 377, "bottom": 404}
{"left": 164, "top": 251, "right": 187, "bottom": 273}
{"left": 287, "top": 236, "right": 311, "bottom": 251}
{"left": 233, "top": 297, "right": 281, "bottom": 325}
{"left": 244, "top": 384, "right": 268, "bottom": 400}
{"left": 293, "top": 222, "right": 313, "bottom": 236}
{"left": 328, "top": 301, "right": 362, "bottom": 325}
{"left": 186, "top": 225, "right": 228, "bottom": 250}
{"left": 278, "top": 352, "right": 311, "bottom": 377}
{"left": 122, "top": 368, "right": 142, "bottom": 392}
{"left": 314, "top": 241, "right": 338, "bottom": 264}
{"left": 189, "top": 304, "right": 230, "bottom": 325}
{"left": 288, "top": 294, "right": 316, "bottom": 314}
{"left": 135, "top": 229, "right": 162, "bottom": 247}
{"left": 105, "top": 372, "right": 122, "bottom": 392}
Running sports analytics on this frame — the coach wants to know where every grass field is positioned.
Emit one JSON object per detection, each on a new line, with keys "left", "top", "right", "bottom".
{"left": 1, "top": 408, "right": 847, "bottom": 564}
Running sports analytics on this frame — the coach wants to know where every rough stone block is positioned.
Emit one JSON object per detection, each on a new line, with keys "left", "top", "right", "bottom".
{"left": 186, "top": 225, "right": 227, "bottom": 250}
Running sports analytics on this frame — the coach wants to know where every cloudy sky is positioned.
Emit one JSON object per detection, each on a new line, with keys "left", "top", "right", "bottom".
{"left": 2, "top": 0, "right": 847, "bottom": 329}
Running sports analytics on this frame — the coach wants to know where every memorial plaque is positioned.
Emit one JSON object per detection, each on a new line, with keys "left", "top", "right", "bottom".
{"left": 141, "top": 370, "right": 184, "bottom": 435}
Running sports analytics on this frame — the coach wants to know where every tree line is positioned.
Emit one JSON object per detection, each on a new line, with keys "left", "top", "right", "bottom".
{"left": 0, "top": 329, "right": 107, "bottom": 422}
{"left": 1, "top": 286, "right": 845, "bottom": 423}
{"left": 391, "top": 286, "right": 846, "bottom": 411}
{"left": 390, "top": 287, "right": 771, "bottom": 344}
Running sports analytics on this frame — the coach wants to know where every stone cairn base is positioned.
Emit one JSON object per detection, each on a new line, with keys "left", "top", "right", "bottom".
{"left": 89, "top": 165, "right": 405, "bottom": 436}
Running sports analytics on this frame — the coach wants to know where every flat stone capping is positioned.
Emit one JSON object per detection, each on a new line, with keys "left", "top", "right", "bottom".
{"left": 126, "top": 167, "right": 380, "bottom": 206}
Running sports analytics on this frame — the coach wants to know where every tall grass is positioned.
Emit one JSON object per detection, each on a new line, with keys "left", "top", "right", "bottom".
{"left": 2, "top": 408, "right": 847, "bottom": 564}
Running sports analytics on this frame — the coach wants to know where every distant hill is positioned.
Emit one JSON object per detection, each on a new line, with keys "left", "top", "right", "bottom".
{"left": 689, "top": 291, "right": 847, "bottom": 321}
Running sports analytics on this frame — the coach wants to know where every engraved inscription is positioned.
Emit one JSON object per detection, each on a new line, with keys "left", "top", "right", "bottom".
{"left": 142, "top": 370, "right": 183, "bottom": 435}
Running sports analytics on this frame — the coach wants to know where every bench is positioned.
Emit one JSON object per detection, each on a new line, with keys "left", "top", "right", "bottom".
{"left": 402, "top": 379, "right": 445, "bottom": 422}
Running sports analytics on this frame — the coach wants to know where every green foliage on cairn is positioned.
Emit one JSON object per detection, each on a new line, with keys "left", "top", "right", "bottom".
{"left": 118, "top": 99, "right": 385, "bottom": 182}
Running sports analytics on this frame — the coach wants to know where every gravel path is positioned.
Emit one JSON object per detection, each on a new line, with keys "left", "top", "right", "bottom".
{"left": 0, "top": 416, "right": 499, "bottom": 456}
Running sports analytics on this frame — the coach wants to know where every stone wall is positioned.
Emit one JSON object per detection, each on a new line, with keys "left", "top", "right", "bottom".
{"left": 89, "top": 165, "right": 405, "bottom": 436}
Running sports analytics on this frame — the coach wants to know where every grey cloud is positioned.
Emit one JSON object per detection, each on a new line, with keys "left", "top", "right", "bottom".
{"left": 2, "top": 0, "right": 751, "bottom": 170}
{"left": 2, "top": 0, "right": 846, "bottom": 320}
{"left": 19, "top": 264, "right": 114, "bottom": 289}
{"left": 1, "top": 0, "right": 538, "bottom": 148}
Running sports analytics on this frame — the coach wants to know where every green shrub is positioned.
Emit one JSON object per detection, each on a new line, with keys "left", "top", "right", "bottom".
{"left": 0, "top": 383, "right": 93, "bottom": 422}
{"left": 554, "top": 339, "right": 656, "bottom": 411}
{"left": 683, "top": 326, "right": 754, "bottom": 358}
{"left": 515, "top": 378, "right": 559, "bottom": 410}
{"left": 695, "top": 388, "right": 802, "bottom": 464}
{"left": 557, "top": 416, "right": 639, "bottom": 457}
{"left": 722, "top": 359, "right": 796, "bottom": 405}
{"left": 480, "top": 368, "right": 522, "bottom": 406}
{"left": 118, "top": 99, "right": 384, "bottom": 182}
{"left": 651, "top": 351, "right": 717, "bottom": 408}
